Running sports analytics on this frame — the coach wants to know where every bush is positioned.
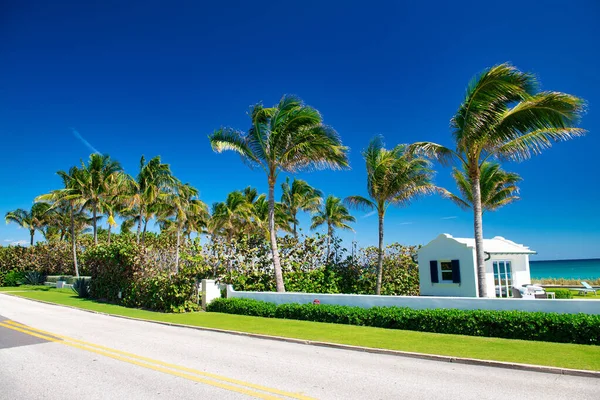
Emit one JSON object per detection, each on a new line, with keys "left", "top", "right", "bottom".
{"left": 207, "top": 298, "right": 600, "bottom": 345}
{"left": 122, "top": 265, "right": 202, "bottom": 313}
{"left": 85, "top": 241, "right": 142, "bottom": 302}
{"left": 546, "top": 289, "right": 574, "bottom": 299}
{"left": 72, "top": 278, "right": 91, "bottom": 298}
{"left": 1, "top": 270, "right": 26, "bottom": 287}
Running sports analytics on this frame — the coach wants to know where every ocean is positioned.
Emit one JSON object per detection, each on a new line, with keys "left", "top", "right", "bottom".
{"left": 529, "top": 259, "right": 600, "bottom": 280}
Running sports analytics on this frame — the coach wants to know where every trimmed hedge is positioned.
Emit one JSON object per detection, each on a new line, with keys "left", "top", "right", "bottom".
{"left": 207, "top": 298, "right": 600, "bottom": 345}
{"left": 545, "top": 289, "right": 574, "bottom": 299}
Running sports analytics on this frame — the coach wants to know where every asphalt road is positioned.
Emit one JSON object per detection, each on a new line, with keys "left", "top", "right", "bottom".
{"left": 0, "top": 294, "right": 597, "bottom": 400}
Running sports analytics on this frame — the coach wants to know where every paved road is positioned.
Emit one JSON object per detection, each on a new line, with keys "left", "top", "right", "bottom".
{"left": 0, "top": 294, "right": 597, "bottom": 400}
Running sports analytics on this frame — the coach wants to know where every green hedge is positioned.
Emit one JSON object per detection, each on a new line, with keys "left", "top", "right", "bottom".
{"left": 207, "top": 298, "right": 600, "bottom": 345}
{"left": 545, "top": 289, "right": 574, "bottom": 299}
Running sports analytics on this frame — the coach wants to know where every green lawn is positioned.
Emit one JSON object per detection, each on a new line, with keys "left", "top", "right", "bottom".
{"left": 1, "top": 286, "right": 599, "bottom": 371}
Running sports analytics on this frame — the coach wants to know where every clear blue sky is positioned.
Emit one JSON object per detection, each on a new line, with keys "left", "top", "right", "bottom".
{"left": 1, "top": 0, "right": 598, "bottom": 260}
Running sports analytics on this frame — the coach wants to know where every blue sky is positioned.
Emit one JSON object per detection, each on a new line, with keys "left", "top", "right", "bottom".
{"left": 1, "top": 0, "right": 598, "bottom": 259}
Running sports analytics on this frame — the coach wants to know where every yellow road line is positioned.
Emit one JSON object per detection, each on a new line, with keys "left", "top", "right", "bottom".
{"left": 6, "top": 320, "right": 313, "bottom": 400}
{"left": 0, "top": 321, "right": 311, "bottom": 400}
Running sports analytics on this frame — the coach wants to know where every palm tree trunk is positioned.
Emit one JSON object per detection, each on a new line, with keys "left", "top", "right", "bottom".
{"left": 326, "top": 224, "right": 332, "bottom": 261}
{"left": 292, "top": 211, "right": 297, "bottom": 238}
{"left": 376, "top": 211, "right": 384, "bottom": 295}
{"left": 175, "top": 224, "right": 181, "bottom": 274}
{"left": 93, "top": 202, "right": 98, "bottom": 245}
{"left": 142, "top": 219, "right": 148, "bottom": 245}
{"left": 268, "top": 175, "right": 285, "bottom": 292}
{"left": 136, "top": 209, "right": 143, "bottom": 244}
{"left": 30, "top": 230, "right": 35, "bottom": 246}
{"left": 471, "top": 169, "right": 487, "bottom": 298}
{"left": 107, "top": 224, "right": 112, "bottom": 245}
{"left": 70, "top": 201, "right": 79, "bottom": 277}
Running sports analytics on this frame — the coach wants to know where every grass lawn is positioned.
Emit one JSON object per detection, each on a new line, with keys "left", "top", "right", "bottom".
{"left": 1, "top": 286, "right": 599, "bottom": 371}
{"left": 569, "top": 291, "right": 600, "bottom": 300}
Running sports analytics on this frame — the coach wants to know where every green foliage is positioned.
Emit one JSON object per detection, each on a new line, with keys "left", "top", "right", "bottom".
{"left": 85, "top": 240, "right": 208, "bottom": 312}
{"left": 23, "top": 271, "right": 45, "bottom": 285}
{"left": 0, "top": 242, "right": 81, "bottom": 277}
{"left": 214, "top": 234, "right": 419, "bottom": 295}
{"left": 85, "top": 241, "right": 142, "bottom": 302}
{"left": 208, "top": 298, "right": 600, "bottom": 345}
{"left": 72, "top": 278, "right": 91, "bottom": 298}
{"left": 0, "top": 270, "right": 26, "bottom": 287}
{"left": 545, "top": 289, "right": 574, "bottom": 299}
{"left": 123, "top": 265, "right": 201, "bottom": 313}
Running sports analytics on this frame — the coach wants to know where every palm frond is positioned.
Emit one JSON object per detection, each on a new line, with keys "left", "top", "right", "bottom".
{"left": 496, "top": 127, "right": 586, "bottom": 162}
{"left": 344, "top": 195, "right": 375, "bottom": 211}
{"left": 407, "top": 142, "right": 457, "bottom": 166}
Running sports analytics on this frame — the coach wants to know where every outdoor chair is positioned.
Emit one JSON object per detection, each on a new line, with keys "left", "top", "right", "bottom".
{"left": 511, "top": 287, "right": 523, "bottom": 298}
{"left": 573, "top": 281, "right": 597, "bottom": 296}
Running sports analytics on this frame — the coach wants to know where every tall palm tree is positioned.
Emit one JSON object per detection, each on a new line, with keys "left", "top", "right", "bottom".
{"left": 5, "top": 202, "right": 52, "bottom": 245}
{"left": 124, "top": 156, "right": 176, "bottom": 244}
{"left": 410, "top": 63, "right": 586, "bottom": 297}
{"left": 79, "top": 154, "right": 123, "bottom": 245}
{"left": 345, "top": 137, "right": 438, "bottom": 295}
{"left": 281, "top": 177, "right": 322, "bottom": 237}
{"left": 37, "top": 167, "right": 88, "bottom": 277}
{"left": 209, "top": 95, "right": 349, "bottom": 292}
{"left": 311, "top": 195, "right": 355, "bottom": 259}
{"left": 444, "top": 162, "right": 522, "bottom": 213}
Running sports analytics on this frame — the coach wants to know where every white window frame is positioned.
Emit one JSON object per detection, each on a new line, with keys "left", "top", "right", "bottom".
{"left": 438, "top": 260, "right": 454, "bottom": 283}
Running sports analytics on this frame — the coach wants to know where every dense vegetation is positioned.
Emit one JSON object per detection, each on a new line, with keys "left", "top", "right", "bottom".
{"left": 3, "top": 63, "right": 587, "bottom": 302}
{"left": 208, "top": 298, "right": 600, "bottom": 345}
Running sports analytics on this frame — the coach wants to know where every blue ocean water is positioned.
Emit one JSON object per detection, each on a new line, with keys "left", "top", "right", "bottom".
{"left": 529, "top": 259, "right": 600, "bottom": 279}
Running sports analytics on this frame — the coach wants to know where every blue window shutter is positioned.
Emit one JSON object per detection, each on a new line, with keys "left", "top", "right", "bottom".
{"left": 451, "top": 259, "right": 461, "bottom": 283}
{"left": 430, "top": 261, "right": 439, "bottom": 283}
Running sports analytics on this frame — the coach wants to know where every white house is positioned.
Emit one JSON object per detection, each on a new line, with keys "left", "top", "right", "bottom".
{"left": 418, "top": 234, "right": 536, "bottom": 298}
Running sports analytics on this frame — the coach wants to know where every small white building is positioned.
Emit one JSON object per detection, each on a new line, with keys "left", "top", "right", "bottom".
{"left": 418, "top": 234, "right": 536, "bottom": 298}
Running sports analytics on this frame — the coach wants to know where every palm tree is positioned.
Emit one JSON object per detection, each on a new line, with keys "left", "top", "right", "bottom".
{"left": 37, "top": 166, "right": 89, "bottom": 277}
{"left": 209, "top": 191, "right": 254, "bottom": 242}
{"left": 281, "top": 178, "right": 322, "bottom": 237}
{"left": 444, "top": 162, "right": 522, "bottom": 213}
{"left": 5, "top": 202, "right": 52, "bottom": 245}
{"left": 209, "top": 95, "right": 349, "bottom": 292}
{"left": 124, "top": 156, "right": 176, "bottom": 244}
{"left": 311, "top": 195, "right": 355, "bottom": 259}
{"left": 209, "top": 191, "right": 254, "bottom": 271}
{"left": 79, "top": 154, "right": 123, "bottom": 245}
{"left": 345, "top": 136, "right": 438, "bottom": 295}
{"left": 410, "top": 63, "right": 586, "bottom": 297}
{"left": 251, "top": 193, "right": 292, "bottom": 240}
{"left": 159, "top": 183, "right": 208, "bottom": 272}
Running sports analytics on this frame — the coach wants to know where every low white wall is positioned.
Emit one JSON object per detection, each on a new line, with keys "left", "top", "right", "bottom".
{"left": 226, "top": 286, "right": 600, "bottom": 315}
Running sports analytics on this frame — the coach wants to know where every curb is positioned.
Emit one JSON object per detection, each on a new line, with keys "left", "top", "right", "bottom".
{"left": 2, "top": 293, "right": 599, "bottom": 379}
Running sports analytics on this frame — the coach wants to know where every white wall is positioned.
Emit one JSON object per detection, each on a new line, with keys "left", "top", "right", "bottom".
{"left": 418, "top": 234, "right": 478, "bottom": 297}
{"left": 227, "top": 286, "right": 600, "bottom": 315}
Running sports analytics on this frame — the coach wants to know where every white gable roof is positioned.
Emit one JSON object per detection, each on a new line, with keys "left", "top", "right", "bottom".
{"left": 439, "top": 233, "right": 536, "bottom": 254}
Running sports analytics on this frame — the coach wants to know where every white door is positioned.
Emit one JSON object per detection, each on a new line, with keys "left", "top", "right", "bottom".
{"left": 493, "top": 261, "right": 513, "bottom": 298}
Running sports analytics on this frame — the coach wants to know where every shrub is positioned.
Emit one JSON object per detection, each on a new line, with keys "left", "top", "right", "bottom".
{"left": 85, "top": 241, "right": 142, "bottom": 302}
{"left": 122, "top": 265, "right": 202, "bottom": 313}
{"left": 23, "top": 271, "right": 45, "bottom": 285}
{"left": 207, "top": 298, "right": 600, "bottom": 345}
{"left": 1, "top": 270, "right": 26, "bottom": 287}
{"left": 546, "top": 289, "right": 574, "bottom": 299}
{"left": 72, "top": 278, "right": 91, "bottom": 298}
